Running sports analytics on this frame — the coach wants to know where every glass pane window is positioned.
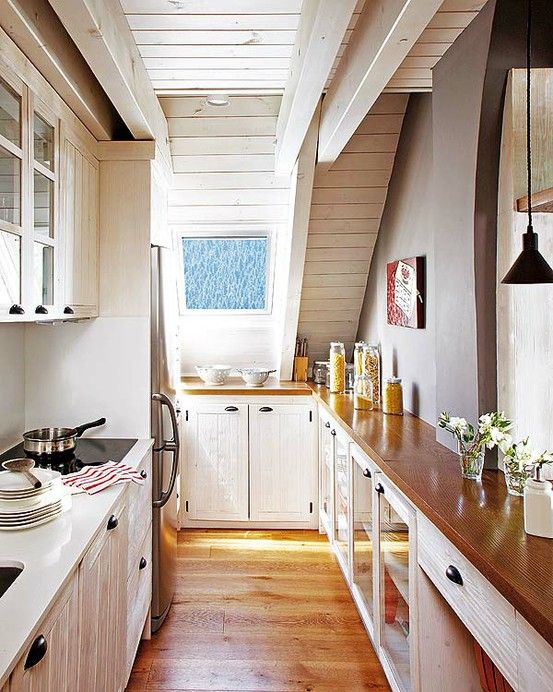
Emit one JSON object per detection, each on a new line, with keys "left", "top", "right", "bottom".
{"left": 34, "top": 242, "right": 54, "bottom": 304}
{"left": 334, "top": 435, "right": 350, "bottom": 571}
{"left": 182, "top": 236, "right": 268, "bottom": 310}
{"left": 352, "top": 460, "right": 374, "bottom": 619}
{"left": 33, "top": 113, "right": 54, "bottom": 170}
{"left": 34, "top": 170, "right": 54, "bottom": 237}
{"left": 0, "top": 77, "right": 21, "bottom": 147}
{"left": 0, "top": 146, "right": 21, "bottom": 226}
{"left": 0, "top": 230, "right": 20, "bottom": 304}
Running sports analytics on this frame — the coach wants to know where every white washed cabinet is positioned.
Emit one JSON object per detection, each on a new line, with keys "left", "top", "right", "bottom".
{"left": 249, "top": 403, "right": 316, "bottom": 523}
{"left": 183, "top": 402, "right": 249, "bottom": 521}
{"left": 9, "top": 574, "right": 79, "bottom": 691}
{"left": 78, "top": 502, "right": 128, "bottom": 692}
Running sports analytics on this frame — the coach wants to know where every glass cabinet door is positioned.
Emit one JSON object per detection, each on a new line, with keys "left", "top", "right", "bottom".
{"left": 378, "top": 480, "right": 411, "bottom": 690}
{"left": 319, "top": 416, "right": 333, "bottom": 534}
{"left": 333, "top": 430, "right": 350, "bottom": 577}
{"left": 352, "top": 450, "right": 375, "bottom": 628}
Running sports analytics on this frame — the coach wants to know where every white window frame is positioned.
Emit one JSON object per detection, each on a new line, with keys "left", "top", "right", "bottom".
{"left": 174, "top": 224, "right": 275, "bottom": 316}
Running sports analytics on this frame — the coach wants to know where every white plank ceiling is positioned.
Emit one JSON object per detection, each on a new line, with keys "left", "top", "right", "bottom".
{"left": 120, "top": 0, "right": 303, "bottom": 93}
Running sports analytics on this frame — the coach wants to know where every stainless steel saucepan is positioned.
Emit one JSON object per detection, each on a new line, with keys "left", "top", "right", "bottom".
{"left": 22, "top": 418, "right": 106, "bottom": 456}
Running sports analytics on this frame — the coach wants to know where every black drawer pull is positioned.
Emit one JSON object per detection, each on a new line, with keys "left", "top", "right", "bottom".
{"left": 225, "top": 406, "right": 238, "bottom": 412}
{"left": 35, "top": 305, "right": 48, "bottom": 314}
{"left": 325, "top": 421, "right": 331, "bottom": 428}
{"left": 375, "top": 483, "right": 384, "bottom": 494}
{"left": 24, "top": 635, "right": 47, "bottom": 670}
{"left": 140, "top": 469, "right": 147, "bottom": 479}
{"left": 63, "top": 306, "right": 74, "bottom": 314}
{"left": 139, "top": 557, "right": 147, "bottom": 570}
{"left": 107, "top": 514, "right": 118, "bottom": 530}
{"left": 446, "top": 565, "right": 463, "bottom": 586}
{"left": 9, "top": 304, "right": 24, "bottom": 315}
{"left": 330, "top": 429, "right": 336, "bottom": 436}
{"left": 363, "top": 468, "right": 371, "bottom": 478}
{"left": 259, "top": 407, "right": 273, "bottom": 412}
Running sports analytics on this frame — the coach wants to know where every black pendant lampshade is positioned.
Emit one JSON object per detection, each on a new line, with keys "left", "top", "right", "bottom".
{"left": 501, "top": 0, "right": 553, "bottom": 285}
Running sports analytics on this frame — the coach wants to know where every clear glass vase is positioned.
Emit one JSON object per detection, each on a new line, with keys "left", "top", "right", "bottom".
{"left": 503, "top": 466, "right": 530, "bottom": 496}
{"left": 459, "top": 448, "right": 485, "bottom": 480}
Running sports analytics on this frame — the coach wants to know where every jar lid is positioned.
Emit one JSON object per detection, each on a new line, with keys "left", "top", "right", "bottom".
{"left": 314, "top": 360, "right": 329, "bottom": 366}
{"left": 354, "top": 341, "right": 365, "bottom": 347}
{"left": 387, "top": 376, "right": 402, "bottom": 383}
{"left": 330, "top": 341, "right": 344, "bottom": 347}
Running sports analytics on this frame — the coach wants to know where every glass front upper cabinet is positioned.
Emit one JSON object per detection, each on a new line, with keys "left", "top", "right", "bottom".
{"left": 351, "top": 447, "right": 376, "bottom": 631}
{"left": 0, "top": 73, "right": 23, "bottom": 309}
{"left": 377, "top": 478, "right": 412, "bottom": 691}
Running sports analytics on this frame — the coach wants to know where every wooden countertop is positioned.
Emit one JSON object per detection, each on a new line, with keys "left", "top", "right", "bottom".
{"left": 310, "top": 384, "right": 553, "bottom": 648}
{"left": 180, "top": 377, "right": 312, "bottom": 396}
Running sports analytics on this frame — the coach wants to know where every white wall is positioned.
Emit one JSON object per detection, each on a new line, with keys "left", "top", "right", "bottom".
{"left": 160, "top": 95, "right": 293, "bottom": 374}
{"left": 0, "top": 325, "right": 25, "bottom": 451}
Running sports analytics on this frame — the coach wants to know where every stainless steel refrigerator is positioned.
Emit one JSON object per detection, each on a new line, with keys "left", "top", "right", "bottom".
{"left": 150, "top": 244, "right": 181, "bottom": 633}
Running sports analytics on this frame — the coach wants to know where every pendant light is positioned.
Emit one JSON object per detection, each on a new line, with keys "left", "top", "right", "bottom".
{"left": 501, "top": 0, "right": 553, "bottom": 284}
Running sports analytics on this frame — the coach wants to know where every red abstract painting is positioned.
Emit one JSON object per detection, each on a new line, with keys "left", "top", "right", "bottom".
{"left": 386, "top": 256, "right": 425, "bottom": 328}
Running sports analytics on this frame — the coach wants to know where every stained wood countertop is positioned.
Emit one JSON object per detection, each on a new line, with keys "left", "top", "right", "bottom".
{"left": 310, "top": 383, "right": 553, "bottom": 648}
{"left": 181, "top": 377, "right": 312, "bottom": 396}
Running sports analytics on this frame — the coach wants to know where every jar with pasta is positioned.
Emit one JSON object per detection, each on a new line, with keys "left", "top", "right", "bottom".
{"left": 353, "top": 341, "right": 365, "bottom": 378}
{"left": 354, "top": 374, "right": 373, "bottom": 411}
{"left": 383, "top": 377, "right": 403, "bottom": 415}
{"left": 362, "top": 344, "right": 381, "bottom": 408}
{"left": 329, "top": 342, "right": 346, "bottom": 393}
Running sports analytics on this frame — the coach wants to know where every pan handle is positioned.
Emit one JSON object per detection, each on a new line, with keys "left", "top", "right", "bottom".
{"left": 74, "top": 418, "right": 106, "bottom": 438}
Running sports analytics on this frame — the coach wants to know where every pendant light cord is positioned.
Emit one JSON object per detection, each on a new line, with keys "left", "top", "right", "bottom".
{"left": 526, "top": 0, "right": 533, "bottom": 229}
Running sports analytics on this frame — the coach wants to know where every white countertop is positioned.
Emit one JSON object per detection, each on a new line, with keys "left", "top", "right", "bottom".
{"left": 0, "top": 439, "right": 153, "bottom": 687}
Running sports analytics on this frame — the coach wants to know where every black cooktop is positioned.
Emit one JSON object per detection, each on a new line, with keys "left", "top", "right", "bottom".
{"left": 0, "top": 438, "right": 138, "bottom": 476}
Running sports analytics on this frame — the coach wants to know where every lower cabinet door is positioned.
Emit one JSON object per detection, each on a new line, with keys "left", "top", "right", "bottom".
{"left": 78, "top": 503, "right": 128, "bottom": 692}
{"left": 184, "top": 403, "right": 249, "bottom": 521}
{"left": 249, "top": 404, "right": 316, "bottom": 523}
{"left": 126, "top": 526, "right": 152, "bottom": 682}
{"left": 10, "top": 574, "right": 79, "bottom": 691}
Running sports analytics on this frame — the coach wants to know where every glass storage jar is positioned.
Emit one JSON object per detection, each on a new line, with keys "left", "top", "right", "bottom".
{"left": 362, "top": 344, "right": 381, "bottom": 408}
{"left": 354, "top": 374, "right": 373, "bottom": 411}
{"left": 383, "top": 377, "right": 403, "bottom": 415}
{"left": 353, "top": 341, "right": 365, "bottom": 378}
{"left": 345, "top": 363, "right": 355, "bottom": 391}
{"left": 329, "top": 342, "right": 346, "bottom": 393}
{"left": 312, "top": 361, "right": 329, "bottom": 385}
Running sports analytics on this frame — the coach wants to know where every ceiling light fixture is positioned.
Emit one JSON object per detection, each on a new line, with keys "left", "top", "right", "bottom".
{"left": 206, "top": 94, "right": 230, "bottom": 107}
{"left": 502, "top": 0, "right": 553, "bottom": 284}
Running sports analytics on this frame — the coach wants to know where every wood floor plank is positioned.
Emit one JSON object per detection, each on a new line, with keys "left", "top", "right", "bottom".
{"left": 127, "top": 529, "right": 389, "bottom": 691}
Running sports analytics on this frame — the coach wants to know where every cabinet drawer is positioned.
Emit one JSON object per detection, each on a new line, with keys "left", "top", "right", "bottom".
{"left": 126, "top": 526, "right": 152, "bottom": 677}
{"left": 417, "top": 514, "right": 517, "bottom": 687}
{"left": 127, "top": 453, "right": 152, "bottom": 578}
{"left": 516, "top": 613, "right": 553, "bottom": 691}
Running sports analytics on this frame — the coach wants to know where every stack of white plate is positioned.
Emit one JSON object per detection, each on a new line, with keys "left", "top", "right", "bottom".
{"left": 0, "top": 468, "right": 71, "bottom": 530}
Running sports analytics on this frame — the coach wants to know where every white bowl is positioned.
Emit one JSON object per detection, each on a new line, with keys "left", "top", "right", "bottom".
{"left": 238, "top": 368, "right": 276, "bottom": 387}
{"left": 195, "top": 365, "right": 232, "bottom": 386}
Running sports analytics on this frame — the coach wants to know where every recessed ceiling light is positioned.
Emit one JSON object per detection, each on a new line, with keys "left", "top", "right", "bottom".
{"left": 206, "top": 94, "right": 230, "bottom": 107}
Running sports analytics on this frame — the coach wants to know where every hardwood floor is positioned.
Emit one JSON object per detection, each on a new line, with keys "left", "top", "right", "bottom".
{"left": 127, "top": 530, "right": 390, "bottom": 691}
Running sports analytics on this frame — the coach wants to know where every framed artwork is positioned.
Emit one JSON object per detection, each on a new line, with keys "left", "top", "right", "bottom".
{"left": 386, "top": 256, "right": 425, "bottom": 328}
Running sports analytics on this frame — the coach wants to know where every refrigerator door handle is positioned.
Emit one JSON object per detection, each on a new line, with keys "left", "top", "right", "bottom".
{"left": 152, "top": 392, "right": 180, "bottom": 508}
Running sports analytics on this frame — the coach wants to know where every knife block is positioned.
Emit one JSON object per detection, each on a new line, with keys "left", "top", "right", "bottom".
{"left": 293, "top": 356, "right": 309, "bottom": 382}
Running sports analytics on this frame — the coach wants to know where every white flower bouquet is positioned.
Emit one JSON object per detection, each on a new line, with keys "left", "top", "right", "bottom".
{"left": 501, "top": 438, "right": 553, "bottom": 495}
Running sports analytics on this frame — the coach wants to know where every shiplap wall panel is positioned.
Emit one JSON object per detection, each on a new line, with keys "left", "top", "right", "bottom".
{"left": 161, "top": 95, "right": 291, "bottom": 373}
{"left": 297, "top": 94, "right": 408, "bottom": 365}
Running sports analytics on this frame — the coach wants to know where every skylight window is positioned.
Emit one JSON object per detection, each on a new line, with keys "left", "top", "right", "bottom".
{"left": 181, "top": 236, "right": 269, "bottom": 311}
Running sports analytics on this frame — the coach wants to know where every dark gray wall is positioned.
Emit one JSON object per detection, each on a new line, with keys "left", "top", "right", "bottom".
{"left": 357, "top": 94, "right": 436, "bottom": 425}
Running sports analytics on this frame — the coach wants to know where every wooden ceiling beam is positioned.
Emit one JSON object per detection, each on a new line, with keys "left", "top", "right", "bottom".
{"left": 274, "top": 0, "right": 357, "bottom": 177}
{"left": 47, "top": 0, "right": 170, "bottom": 161}
{"left": 317, "top": 0, "right": 443, "bottom": 169}
{"left": 0, "top": 0, "right": 119, "bottom": 140}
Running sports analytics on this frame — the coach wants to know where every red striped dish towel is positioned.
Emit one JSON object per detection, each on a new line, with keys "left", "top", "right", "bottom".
{"left": 62, "top": 461, "right": 145, "bottom": 495}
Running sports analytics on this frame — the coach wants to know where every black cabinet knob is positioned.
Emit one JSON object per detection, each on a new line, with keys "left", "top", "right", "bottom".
{"left": 445, "top": 565, "right": 463, "bottom": 586}
{"left": 325, "top": 421, "right": 331, "bottom": 428}
{"left": 9, "top": 304, "right": 24, "bottom": 315}
{"left": 140, "top": 469, "right": 147, "bottom": 479}
{"left": 363, "top": 468, "right": 371, "bottom": 478}
{"left": 107, "top": 514, "right": 118, "bottom": 530}
{"left": 375, "top": 483, "right": 384, "bottom": 494}
{"left": 24, "top": 635, "right": 47, "bottom": 670}
{"left": 63, "top": 306, "right": 74, "bottom": 314}
{"left": 259, "top": 407, "right": 273, "bottom": 412}
{"left": 224, "top": 406, "right": 238, "bottom": 412}
{"left": 139, "top": 557, "right": 147, "bottom": 570}
{"left": 35, "top": 305, "right": 48, "bottom": 314}
{"left": 330, "top": 429, "right": 336, "bottom": 436}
